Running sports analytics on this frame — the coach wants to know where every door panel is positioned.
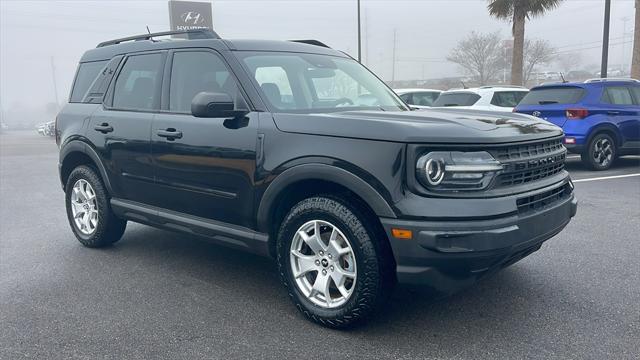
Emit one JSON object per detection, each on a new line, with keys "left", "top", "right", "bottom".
{"left": 150, "top": 113, "right": 258, "bottom": 227}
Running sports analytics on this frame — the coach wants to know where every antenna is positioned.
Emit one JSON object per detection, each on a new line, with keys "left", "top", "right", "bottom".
{"left": 146, "top": 26, "right": 151, "bottom": 34}
{"left": 559, "top": 72, "right": 567, "bottom": 83}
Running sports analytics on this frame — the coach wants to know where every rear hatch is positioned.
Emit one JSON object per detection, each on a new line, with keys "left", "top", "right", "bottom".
{"left": 514, "top": 86, "right": 587, "bottom": 127}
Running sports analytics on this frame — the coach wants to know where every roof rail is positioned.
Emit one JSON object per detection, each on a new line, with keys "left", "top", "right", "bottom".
{"left": 478, "top": 85, "right": 527, "bottom": 89}
{"left": 584, "top": 78, "right": 639, "bottom": 83}
{"left": 289, "top": 39, "right": 331, "bottom": 48}
{"left": 97, "top": 29, "right": 220, "bottom": 48}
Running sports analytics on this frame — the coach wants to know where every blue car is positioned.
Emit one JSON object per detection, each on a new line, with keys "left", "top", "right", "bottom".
{"left": 515, "top": 79, "right": 640, "bottom": 170}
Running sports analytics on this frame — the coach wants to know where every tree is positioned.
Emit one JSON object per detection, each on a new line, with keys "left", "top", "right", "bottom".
{"left": 632, "top": 0, "right": 639, "bottom": 79}
{"left": 487, "top": 0, "right": 563, "bottom": 86}
{"left": 523, "top": 39, "right": 556, "bottom": 83}
{"left": 447, "top": 31, "right": 504, "bottom": 85}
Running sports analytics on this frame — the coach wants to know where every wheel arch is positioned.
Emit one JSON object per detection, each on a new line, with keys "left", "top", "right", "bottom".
{"left": 257, "top": 164, "right": 397, "bottom": 257}
{"left": 60, "top": 141, "right": 113, "bottom": 194}
{"left": 586, "top": 123, "right": 622, "bottom": 149}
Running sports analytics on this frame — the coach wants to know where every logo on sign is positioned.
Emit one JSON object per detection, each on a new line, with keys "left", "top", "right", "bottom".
{"left": 181, "top": 11, "right": 204, "bottom": 25}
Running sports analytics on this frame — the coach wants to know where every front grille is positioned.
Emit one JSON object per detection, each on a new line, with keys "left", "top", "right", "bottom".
{"left": 490, "top": 139, "right": 567, "bottom": 188}
{"left": 516, "top": 183, "right": 571, "bottom": 214}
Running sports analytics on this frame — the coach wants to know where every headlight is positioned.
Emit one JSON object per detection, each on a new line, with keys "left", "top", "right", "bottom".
{"left": 416, "top": 151, "right": 503, "bottom": 191}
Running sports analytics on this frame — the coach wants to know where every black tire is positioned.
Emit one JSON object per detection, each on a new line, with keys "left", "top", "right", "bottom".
{"left": 581, "top": 133, "right": 616, "bottom": 171}
{"left": 65, "top": 165, "right": 126, "bottom": 247}
{"left": 277, "top": 195, "right": 394, "bottom": 328}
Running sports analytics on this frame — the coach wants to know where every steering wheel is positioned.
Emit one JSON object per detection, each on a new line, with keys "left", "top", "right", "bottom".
{"left": 334, "top": 98, "right": 354, "bottom": 107}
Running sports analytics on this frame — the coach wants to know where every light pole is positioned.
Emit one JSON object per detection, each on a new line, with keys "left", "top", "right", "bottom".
{"left": 357, "top": 0, "right": 361, "bottom": 63}
{"left": 600, "top": 0, "right": 611, "bottom": 78}
{"left": 621, "top": 17, "right": 629, "bottom": 75}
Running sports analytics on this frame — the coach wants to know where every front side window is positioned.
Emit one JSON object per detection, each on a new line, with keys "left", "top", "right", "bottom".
{"left": 432, "top": 92, "right": 480, "bottom": 107}
{"left": 238, "top": 52, "right": 407, "bottom": 112}
{"left": 490, "top": 91, "right": 528, "bottom": 107}
{"left": 112, "top": 53, "right": 163, "bottom": 110}
{"left": 70, "top": 60, "right": 108, "bottom": 102}
{"left": 169, "top": 51, "right": 238, "bottom": 112}
{"left": 602, "top": 86, "right": 634, "bottom": 105}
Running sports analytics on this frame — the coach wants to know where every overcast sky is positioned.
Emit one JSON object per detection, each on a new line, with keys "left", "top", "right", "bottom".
{"left": 0, "top": 0, "right": 636, "bottom": 108}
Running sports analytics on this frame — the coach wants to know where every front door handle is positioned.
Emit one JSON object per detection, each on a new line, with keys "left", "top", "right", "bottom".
{"left": 94, "top": 123, "right": 113, "bottom": 133}
{"left": 157, "top": 128, "right": 183, "bottom": 140}
{"left": 607, "top": 111, "right": 620, "bottom": 116}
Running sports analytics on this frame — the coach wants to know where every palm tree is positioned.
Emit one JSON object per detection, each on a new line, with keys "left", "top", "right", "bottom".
{"left": 632, "top": 0, "right": 639, "bottom": 79}
{"left": 487, "top": 0, "right": 563, "bottom": 85}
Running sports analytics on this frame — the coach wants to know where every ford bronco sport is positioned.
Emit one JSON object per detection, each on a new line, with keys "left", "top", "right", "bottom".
{"left": 57, "top": 30, "right": 577, "bottom": 328}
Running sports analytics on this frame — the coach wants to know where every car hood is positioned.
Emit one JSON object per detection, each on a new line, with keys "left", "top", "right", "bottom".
{"left": 272, "top": 107, "right": 563, "bottom": 144}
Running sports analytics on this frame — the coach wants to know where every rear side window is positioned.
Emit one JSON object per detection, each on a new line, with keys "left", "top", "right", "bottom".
{"left": 601, "top": 86, "right": 635, "bottom": 105}
{"left": 69, "top": 61, "right": 108, "bottom": 103}
{"left": 399, "top": 93, "right": 412, "bottom": 103}
{"left": 630, "top": 87, "right": 640, "bottom": 104}
{"left": 169, "top": 51, "right": 238, "bottom": 113}
{"left": 432, "top": 92, "right": 480, "bottom": 107}
{"left": 490, "top": 91, "right": 528, "bottom": 107}
{"left": 112, "top": 53, "right": 163, "bottom": 111}
{"left": 519, "top": 87, "right": 585, "bottom": 105}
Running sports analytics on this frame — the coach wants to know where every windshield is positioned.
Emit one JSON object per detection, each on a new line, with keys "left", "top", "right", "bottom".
{"left": 237, "top": 52, "right": 407, "bottom": 113}
{"left": 519, "top": 87, "right": 586, "bottom": 105}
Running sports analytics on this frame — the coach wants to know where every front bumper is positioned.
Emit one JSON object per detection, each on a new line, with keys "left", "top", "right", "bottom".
{"left": 381, "top": 184, "right": 577, "bottom": 292}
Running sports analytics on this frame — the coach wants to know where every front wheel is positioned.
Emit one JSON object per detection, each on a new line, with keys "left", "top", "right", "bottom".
{"left": 581, "top": 133, "right": 616, "bottom": 171}
{"left": 277, "top": 196, "right": 393, "bottom": 328}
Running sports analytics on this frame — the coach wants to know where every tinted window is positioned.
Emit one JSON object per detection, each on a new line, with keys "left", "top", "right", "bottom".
{"left": 169, "top": 51, "right": 238, "bottom": 112}
{"left": 432, "top": 92, "right": 480, "bottom": 107}
{"left": 412, "top": 92, "right": 440, "bottom": 106}
{"left": 519, "top": 87, "right": 585, "bottom": 105}
{"left": 70, "top": 61, "right": 108, "bottom": 102}
{"left": 602, "top": 86, "right": 634, "bottom": 105}
{"left": 490, "top": 91, "right": 528, "bottom": 107}
{"left": 112, "top": 53, "right": 163, "bottom": 110}
{"left": 630, "top": 87, "right": 640, "bottom": 105}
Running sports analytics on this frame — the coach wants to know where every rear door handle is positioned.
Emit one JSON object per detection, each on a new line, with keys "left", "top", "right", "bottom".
{"left": 157, "top": 128, "right": 183, "bottom": 140}
{"left": 607, "top": 111, "right": 620, "bottom": 115}
{"left": 94, "top": 123, "right": 113, "bottom": 133}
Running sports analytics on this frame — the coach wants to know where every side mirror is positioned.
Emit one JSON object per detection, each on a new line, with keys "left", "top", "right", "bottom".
{"left": 191, "top": 92, "right": 244, "bottom": 118}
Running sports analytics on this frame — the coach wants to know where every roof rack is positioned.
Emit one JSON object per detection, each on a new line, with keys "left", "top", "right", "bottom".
{"left": 289, "top": 39, "right": 331, "bottom": 48}
{"left": 584, "top": 78, "right": 639, "bottom": 83}
{"left": 97, "top": 29, "right": 220, "bottom": 48}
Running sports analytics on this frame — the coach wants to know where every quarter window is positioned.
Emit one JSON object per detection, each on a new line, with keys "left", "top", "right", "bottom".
{"left": 112, "top": 53, "right": 163, "bottom": 110}
{"left": 169, "top": 51, "right": 238, "bottom": 112}
{"left": 70, "top": 61, "right": 108, "bottom": 103}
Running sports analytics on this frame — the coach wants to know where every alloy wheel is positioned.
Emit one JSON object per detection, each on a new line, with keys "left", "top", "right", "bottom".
{"left": 593, "top": 137, "right": 613, "bottom": 168}
{"left": 70, "top": 179, "right": 99, "bottom": 235}
{"left": 289, "top": 220, "right": 357, "bottom": 308}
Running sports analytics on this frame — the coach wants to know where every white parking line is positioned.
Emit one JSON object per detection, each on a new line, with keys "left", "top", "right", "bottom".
{"left": 573, "top": 173, "right": 640, "bottom": 183}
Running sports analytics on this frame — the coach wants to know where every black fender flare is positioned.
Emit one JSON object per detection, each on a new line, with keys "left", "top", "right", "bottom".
{"left": 59, "top": 140, "right": 113, "bottom": 194}
{"left": 256, "top": 163, "right": 397, "bottom": 232}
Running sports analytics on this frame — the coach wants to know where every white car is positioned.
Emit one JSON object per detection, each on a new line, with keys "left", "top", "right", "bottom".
{"left": 432, "top": 86, "right": 529, "bottom": 112}
{"left": 394, "top": 88, "right": 442, "bottom": 108}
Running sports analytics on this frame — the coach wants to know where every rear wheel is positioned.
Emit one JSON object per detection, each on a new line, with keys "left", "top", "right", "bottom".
{"left": 65, "top": 165, "right": 126, "bottom": 247}
{"left": 581, "top": 133, "right": 616, "bottom": 170}
{"left": 277, "top": 195, "right": 394, "bottom": 328}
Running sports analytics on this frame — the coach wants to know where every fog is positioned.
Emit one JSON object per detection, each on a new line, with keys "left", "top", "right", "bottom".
{"left": 0, "top": 0, "right": 635, "bottom": 127}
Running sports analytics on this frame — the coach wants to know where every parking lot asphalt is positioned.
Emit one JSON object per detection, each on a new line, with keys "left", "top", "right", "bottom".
{"left": 1, "top": 130, "right": 639, "bottom": 359}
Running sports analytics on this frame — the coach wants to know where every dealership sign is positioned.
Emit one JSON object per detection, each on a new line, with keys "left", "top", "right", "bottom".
{"left": 168, "top": 1, "right": 213, "bottom": 31}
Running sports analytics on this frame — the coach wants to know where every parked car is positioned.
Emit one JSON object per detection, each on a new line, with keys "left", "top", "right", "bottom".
{"left": 56, "top": 29, "right": 576, "bottom": 328}
{"left": 36, "top": 123, "right": 46, "bottom": 136}
{"left": 514, "top": 78, "right": 640, "bottom": 170}
{"left": 394, "top": 88, "right": 441, "bottom": 108}
{"left": 432, "top": 86, "right": 529, "bottom": 112}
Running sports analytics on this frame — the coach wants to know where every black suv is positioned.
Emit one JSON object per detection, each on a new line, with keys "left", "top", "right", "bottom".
{"left": 57, "top": 30, "right": 577, "bottom": 328}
